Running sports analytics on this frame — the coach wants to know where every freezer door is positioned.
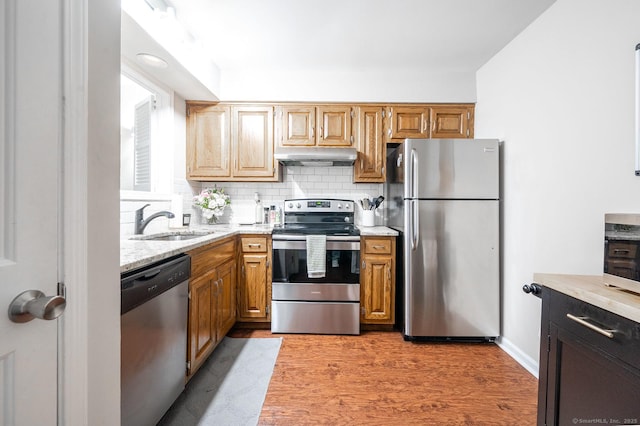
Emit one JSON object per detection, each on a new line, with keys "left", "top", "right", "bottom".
{"left": 404, "top": 139, "right": 499, "bottom": 199}
{"left": 404, "top": 199, "right": 500, "bottom": 338}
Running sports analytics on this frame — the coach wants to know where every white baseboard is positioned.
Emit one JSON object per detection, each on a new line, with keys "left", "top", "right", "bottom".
{"left": 496, "top": 336, "right": 539, "bottom": 379}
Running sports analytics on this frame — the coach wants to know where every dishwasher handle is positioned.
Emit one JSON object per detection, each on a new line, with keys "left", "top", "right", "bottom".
{"left": 121, "top": 254, "right": 191, "bottom": 315}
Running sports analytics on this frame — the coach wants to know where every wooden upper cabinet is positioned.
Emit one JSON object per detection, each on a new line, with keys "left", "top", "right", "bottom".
{"left": 430, "top": 105, "right": 474, "bottom": 139}
{"left": 317, "top": 106, "right": 353, "bottom": 146}
{"left": 186, "top": 104, "right": 231, "bottom": 179}
{"left": 232, "top": 106, "right": 275, "bottom": 178}
{"left": 279, "top": 106, "right": 315, "bottom": 146}
{"left": 354, "top": 106, "right": 384, "bottom": 183}
{"left": 277, "top": 105, "right": 354, "bottom": 147}
{"left": 387, "top": 106, "right": 430, "bottom": 140}
{"left": 186, "top": 102, "right": 278, "bottom": 181}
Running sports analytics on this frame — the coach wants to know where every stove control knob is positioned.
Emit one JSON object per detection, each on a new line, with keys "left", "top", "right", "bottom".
{"left": 296, "top": 203, "right": 301, "bottom": 209}
{"left": 288, "top": 202, "right": 293, "bottom": 208}
{"left": 337, "top": 203, "right": 343, "bottom": 209}
{"left": 345, "top": 204, "right": 351, "bottom": 209}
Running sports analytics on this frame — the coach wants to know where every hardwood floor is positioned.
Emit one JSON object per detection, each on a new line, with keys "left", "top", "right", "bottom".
{"left": 228, "top": 329, "right": 538, "bottom": 425}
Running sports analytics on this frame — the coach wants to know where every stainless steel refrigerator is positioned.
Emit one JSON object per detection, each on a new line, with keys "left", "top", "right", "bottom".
{"left": 385, "top": 139, "right": 500, "bottom": 341}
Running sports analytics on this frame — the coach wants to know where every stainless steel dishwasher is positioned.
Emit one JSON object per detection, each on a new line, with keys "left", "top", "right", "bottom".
{"left": 121, "top": 254, "right": 190, "bottom": 426}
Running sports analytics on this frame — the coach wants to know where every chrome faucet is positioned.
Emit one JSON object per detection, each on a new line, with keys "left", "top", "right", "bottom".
{"left": 134, "top": 204, "right": 175, "bottom": 235}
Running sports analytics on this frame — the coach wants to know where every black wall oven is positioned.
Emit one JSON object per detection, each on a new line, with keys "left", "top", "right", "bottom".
{"left": 271, "top": 199, "right": 361, "bottom": 335}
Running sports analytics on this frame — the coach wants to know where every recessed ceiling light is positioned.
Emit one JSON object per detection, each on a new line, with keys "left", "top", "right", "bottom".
{"left": 136, "top": 53, "right": 168, "bottom": 69}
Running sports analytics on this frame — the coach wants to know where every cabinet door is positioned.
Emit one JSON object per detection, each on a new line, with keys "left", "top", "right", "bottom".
{"left": 430, "top": 105, "right": 473, "bottom": 139}
{"left": 545, "top": 325, "right": 640, "bottom": 425}
{"left": 361, "top": 255, "right": 393, "bottom": 322}
{"left": 354, "top": 106, "right": 384, "bottom": 182}
{"left": 216, "top": 259, "right": 237, "bottom": 339}
{"left": 238, "top": 253, "right": 269, "bottom": 320}
{"left": 232, "top": 106, "right": 275, "bottom": 178}
{"left": 188, "top": 274, "right": 216, "bottom": 376}
{"left": 278, "top": 106, "right": 315, "bottom": 146}
{"left": 317, "top": 106, "right": 353, "bottom": 146}
{"left": 388, "top": 106, "right": 430, "bottom": 139}
{"left": 186, "top": 105, "right": 231, "bottom": 179}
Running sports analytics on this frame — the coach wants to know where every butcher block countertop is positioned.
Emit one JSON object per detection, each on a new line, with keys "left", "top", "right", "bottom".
{"left": 121, "top": 224, "right": 398, "bottom": 273}
{"left": 534, "top": 273, "right": 640, "bottom": 323}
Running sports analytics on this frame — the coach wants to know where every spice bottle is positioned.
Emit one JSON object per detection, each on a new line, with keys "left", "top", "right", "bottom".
{"left": 254, "top": 192, "right": 263, "bottom": 224}
{"left": 269, "top": 205, "right": 276, "bottom": 225}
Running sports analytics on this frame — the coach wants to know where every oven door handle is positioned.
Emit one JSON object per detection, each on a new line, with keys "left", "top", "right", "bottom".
{"left": 272, "top": 240, "right": 361, "bottom": 251}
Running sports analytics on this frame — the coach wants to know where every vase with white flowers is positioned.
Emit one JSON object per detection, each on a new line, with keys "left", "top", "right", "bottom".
{"left": 193, "top": 187, "right": 231, "bottom": 224}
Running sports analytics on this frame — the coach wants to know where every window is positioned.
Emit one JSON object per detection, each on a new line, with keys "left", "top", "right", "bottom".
{"left": 120, "top": 68, "right": 173, "bottom": 193}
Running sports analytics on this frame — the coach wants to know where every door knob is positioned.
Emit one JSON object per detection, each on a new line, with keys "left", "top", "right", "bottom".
{"left": 8, "top": 290, "right": 66, "bottom": 323}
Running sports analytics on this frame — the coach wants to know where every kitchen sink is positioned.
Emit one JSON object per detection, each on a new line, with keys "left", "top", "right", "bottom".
{"left": 129, "top": 231, "right": 214, "bottom": 242}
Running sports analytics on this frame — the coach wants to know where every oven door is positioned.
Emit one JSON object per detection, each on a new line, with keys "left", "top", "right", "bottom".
{"left": 272, "top": 236, "right": 360, "bottom": 287}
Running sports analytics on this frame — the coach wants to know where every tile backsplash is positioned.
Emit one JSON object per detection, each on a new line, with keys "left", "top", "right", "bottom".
{"left": 121, "top": 165, "right": 383, "bottom": 235}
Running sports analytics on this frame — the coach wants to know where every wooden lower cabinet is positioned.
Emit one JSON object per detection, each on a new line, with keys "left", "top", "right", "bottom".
{"left": 237, "top": 236, "right": 272, "bottom": 322}
{"left": 187, "top": 237, "right": 237, "bottom": 378}
{"left": 360, "top": 236, "right": 396, "bottom": 325}
{"left": 537, "top": 287, "right": 640, "bottom": 425}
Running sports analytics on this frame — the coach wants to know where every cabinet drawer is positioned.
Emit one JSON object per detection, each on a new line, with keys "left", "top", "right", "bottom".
{"left": 363, "top": 238, "right": 392, "bottom": 255}
{"left": 607, "top": 242, "right": 637, "bottom": 259}
{"left": 189, "top": 238, "right": 235, "bottom": 277}
{"left": 241, "top": 237, "right": 268, "bottom": 253}
{"left": 546, "top": 289, "right": 640, "bottom": 370}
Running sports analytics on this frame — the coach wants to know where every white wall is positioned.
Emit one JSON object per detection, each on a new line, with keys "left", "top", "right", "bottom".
{"left": 220, "top": 68, "right": 476, "bottom": 103}
{"left": 475, "top": 0, "right": 640, "bottom": 373}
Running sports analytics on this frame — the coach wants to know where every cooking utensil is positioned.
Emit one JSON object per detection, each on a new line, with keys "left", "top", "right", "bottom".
{"left": 362, "top": 198, "right": 370, "bottom": 210}
{"left": 374, "top": 196, "right": 384, "bottom": 209}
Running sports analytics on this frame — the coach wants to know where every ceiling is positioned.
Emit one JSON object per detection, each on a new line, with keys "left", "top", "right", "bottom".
{"left": 168, "top": 0, "right": 556, "bottom": 74}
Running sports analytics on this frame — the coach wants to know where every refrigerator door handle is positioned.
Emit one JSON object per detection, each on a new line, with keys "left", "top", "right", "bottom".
{"left": 410, "top": 200, "right": 419, "bottom": 251}
{"left": 409, "top": 148, "right": 418, "bottom": 198}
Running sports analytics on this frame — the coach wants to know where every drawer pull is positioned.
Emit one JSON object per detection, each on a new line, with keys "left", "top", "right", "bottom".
{"left": 566, "top": 313, "right": 616, "bottom": 339}
{"left": 372, "top": 245, "right": 386, "bottom": 249}
{"left": 248, "top": 243, "right": 262, "bottom": 248}
{"left": 613, "top": 249, "right": 630, "bottom": 254}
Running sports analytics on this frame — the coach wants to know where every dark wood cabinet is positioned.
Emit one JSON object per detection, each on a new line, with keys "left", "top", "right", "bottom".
{"left": 537, "top": 287, "right": 640, "bottom": 426}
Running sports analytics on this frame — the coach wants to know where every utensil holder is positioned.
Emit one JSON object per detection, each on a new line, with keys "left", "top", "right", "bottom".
{"left": 361, "top": 210, "right": 375, "bottom": 227}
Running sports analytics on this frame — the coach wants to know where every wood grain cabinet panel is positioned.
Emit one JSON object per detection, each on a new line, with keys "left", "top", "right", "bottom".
{"left": 360, "top": 236, "right": 396, "bottom": 325}
{"left": 354, "top": 106, "right": 384, "bottom": 182}
{"left": 232, "top": 106, "right": 275, "bottom": 178}
{"left": 187, "top": 237, "right": 237, "bottom": 379}
{"left": 279, "top": 106, "right": 316, "bottom": 146}
{"left": 237, "top": 235, "right": 272, "bottom": 322}
{"left": 276, "top": 105, "right": 354, "bottom": 148}
{"left": 387, "top": 106, "right": 431, "bottom": 140}
{"left": 430, "top": 105, "right": 474, "bottom": 139}
{"left": 186, "top": 104, "right": 231, "bottom": 179}
{"left": 186, "top": 102, "right": 278, "bottom": 181}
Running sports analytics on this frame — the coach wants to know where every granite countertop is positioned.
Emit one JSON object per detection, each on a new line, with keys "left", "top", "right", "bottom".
{"left": 358, "top": 226, "right": 399, "bottom": 236}
{"left": 533, "top": 273, "right": 640, "bottom": 323}
{"left": 121, "top": 224, "right": 398, "bottom": 273}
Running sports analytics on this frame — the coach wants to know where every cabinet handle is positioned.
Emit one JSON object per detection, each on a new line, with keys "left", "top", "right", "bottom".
{"left": 613, "top": 249, "right": 630, "bottom": 254}
{"left": 372, "top": 245, "right": 386, "bottom": 250}
{"left": 362, "top": 260, "right": 366, "bottom": 269}
{"left": 241, "top": 265, "right": 245, "bottom": 275}
{"left": 311, "top": 126, "right": 315, "bottom": 139}
{"left": 248, "top": 243, "right": 261, "bottom": 248}
{"left": 566, "top": 313, "right": 616, "bottom": 339}
{"left": 387, "top": 266, "right": 391, "bottom": 280}
{"left": 422, "top": 120, "right": 427, "bottom": 132}
{"left": 319, "top": 126, "right": 324, "bottom": 139}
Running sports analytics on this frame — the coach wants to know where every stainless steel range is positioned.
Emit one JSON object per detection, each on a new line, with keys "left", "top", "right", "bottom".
{"left": 271, "top": 198, "right": 361, "bottom": 335}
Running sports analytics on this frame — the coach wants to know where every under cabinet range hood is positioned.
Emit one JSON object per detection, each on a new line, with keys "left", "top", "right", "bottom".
{"left": 273, "top": 146, "right": 357, "bottom": 166}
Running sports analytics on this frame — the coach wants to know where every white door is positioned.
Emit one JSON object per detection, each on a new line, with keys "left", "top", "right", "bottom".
{"left": 0, "top": 0, "right": 65, "bottom": 424}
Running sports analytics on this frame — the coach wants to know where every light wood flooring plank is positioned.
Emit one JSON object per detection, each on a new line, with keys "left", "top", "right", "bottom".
{"left": 229, "top": 329, "right": 538, "bottom": 425}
